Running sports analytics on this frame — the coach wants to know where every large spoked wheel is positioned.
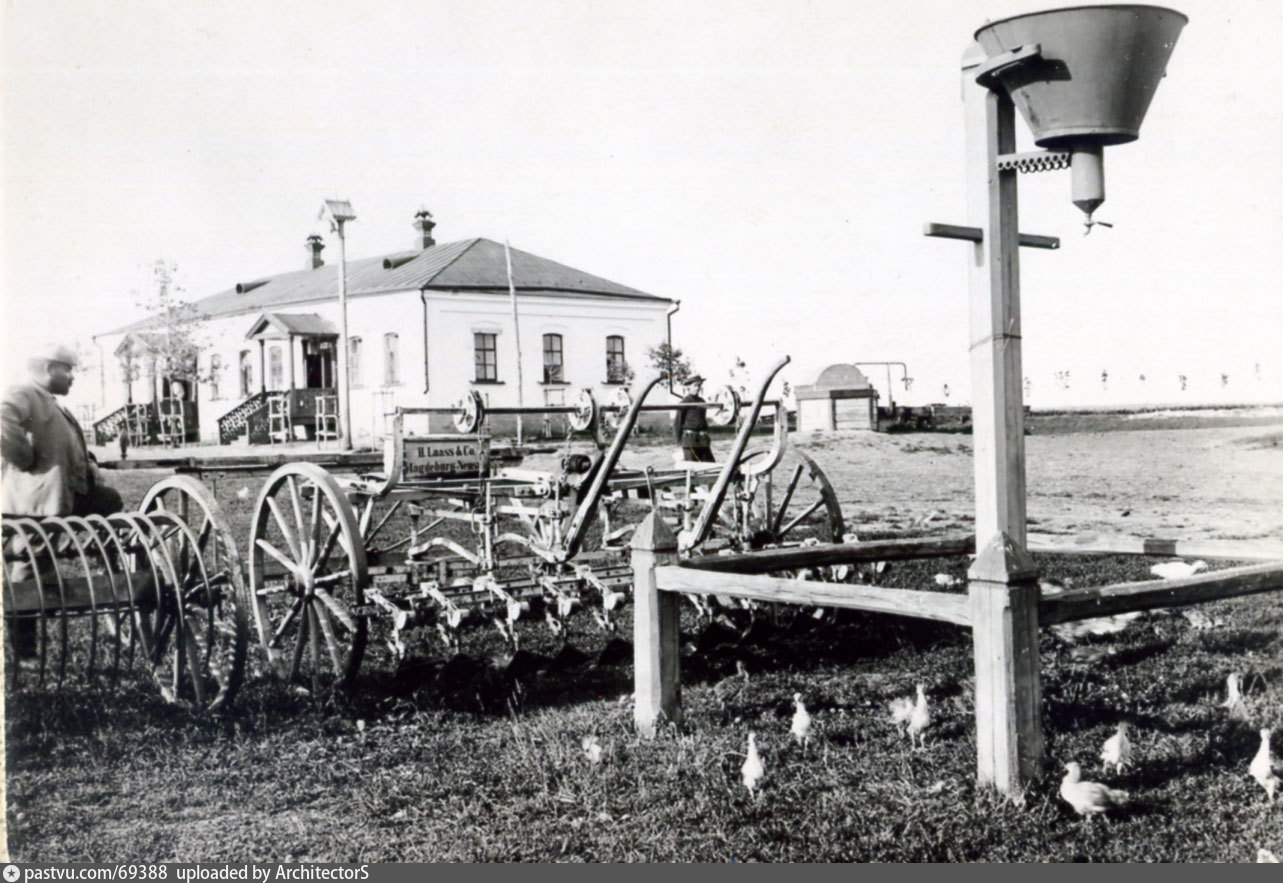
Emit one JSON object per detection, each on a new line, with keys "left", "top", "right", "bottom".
{"left": 249, "top": 463, "right": 368, "bottom": 690}
{"left": 138, "top": 477, "right": 250, "bottom": 712}
{"left": 712, "top": 450, "right": 845, "bottom": 551}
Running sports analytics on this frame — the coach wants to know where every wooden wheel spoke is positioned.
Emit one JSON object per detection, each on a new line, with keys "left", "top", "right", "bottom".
{"left": 308, "top": 485, "right": 323, "bottom": 567}
{"left": 314, "top": 516, "right": 343, "bottom": 575}
{"left": 313, "top": 569, "right": 353, "bottom": 588}
{"left": 307, "top": 604, "right": 323, "bottom": 683}
{"left": 770, "top": 464, "right": 805, "bottom": 536}
{"left": 266, "top": 496, "right": 302, "bottom": 562}
{"left": 778, "top": 499, "right": 825, "bottom": 539}
{"left": 270, "top": 595, "right": 306, "bottom": 649}
{"left": 313, "top": 586, "right": 357, "bottom": 633}
{"left": 287, "top": 609, "right": 308, "bottom": 682}
{"left": 256, "top": 538, "right": 304, "bottom": 578}
{"left": 183, "top": 628, "right": 208, "bottom": 708}
{"left": 312, "top": 601, "right": 345, "bottom": 673}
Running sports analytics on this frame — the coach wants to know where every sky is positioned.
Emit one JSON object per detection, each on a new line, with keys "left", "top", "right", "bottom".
{"left": 3, "top": 0, "right": 1281, "bottom": 412}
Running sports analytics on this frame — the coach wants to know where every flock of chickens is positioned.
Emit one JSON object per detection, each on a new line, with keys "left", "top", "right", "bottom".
{"left": 722, "top": 555, "right": 1279, "bottom": 860}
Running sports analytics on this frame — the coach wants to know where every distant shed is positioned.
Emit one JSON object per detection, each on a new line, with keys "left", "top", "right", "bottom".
{"left": 794, "top": 364, "right": 879, "bottom": 431}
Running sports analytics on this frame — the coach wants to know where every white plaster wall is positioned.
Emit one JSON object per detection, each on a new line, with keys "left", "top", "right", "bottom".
{"left": 93, "top": 288, "right": 675, "bottom": 445}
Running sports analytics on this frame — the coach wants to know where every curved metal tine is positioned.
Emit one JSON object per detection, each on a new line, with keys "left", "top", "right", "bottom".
{"left": 108, "top": 513, "right": 161, "bottom": 661}
{"left": 139, "top": 513, "right": 208, "bottom": 705}
{"left": 560, "top": 373, "right": 666, "bottom": 561}
{"left": 3, "top": 521, "right": 46, "bottom": 687}
{"left": 740, "top": 403, "right": 790, "bottom": 478}
{"left": 21, "top": 519, "right": 71, "bottom": 686}
{"left": 98, "top": 514, "right": 146, "bottom": 671}
{"left": 685, "top": 356, "right": 791, "bottom": 551}
{"left": 121, "top": 513, "right": 188, "bottom": 704}
{"left": 55, "top": 517, "right": 106, "bottom": 684}
{"left": 82, "top": 514, "right": 129, "bottom": 681}
{"left": 150, "top": 511, "right": 219, "bottom": 694}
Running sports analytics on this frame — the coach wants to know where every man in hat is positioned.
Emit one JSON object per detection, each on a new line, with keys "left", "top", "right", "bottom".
{"left": 3, "top": 343, "right": 123, "bottom": 657}
{"left": 673, "top": 374, "right": 715, "bottom": 463}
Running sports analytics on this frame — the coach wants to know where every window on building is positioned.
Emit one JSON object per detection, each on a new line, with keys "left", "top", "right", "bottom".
{"left": 209, "top": 354, "right": 223, "bottom": 400}
{"left": 474, "top": 332, "right": 498, "bottom": 382}
{"left": 348, "top": 336, "right": 363, "bottom": 388}
{"left": 542, "top": 333, "right": 564, "bottom": 383}
{"left": 606, "top": 335, "right": 627, "bottom": 383}
{"left": 269, "top": 346, "right": 284, "bottom": 390}
{"left": 239, "top": 350, "right": 253, "bottom": 397}
{"left": 383, "top": 333, "right": 400, "bottom": 386}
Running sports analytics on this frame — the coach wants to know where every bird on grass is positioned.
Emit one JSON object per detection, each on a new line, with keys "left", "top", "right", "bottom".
{"left": 1259, "top": 849, "right": 1279, "bottom": 863}
{"left": 742, "top": 732, "right": 764, "bottom": 799}
{"left": 236, "top": 486, "right": 251, "bottom": 500}
{"left": 907, "top": 684, "right": 931, "bottom": 749}
{"left": 713, "top": 660, "right": 750, "bottom": 710}
{"left": 1059, "top": 762, "right": 1129, "bottom": 820}
{"left": 1100, "top": 722, "right": 1132, "bottom": 775}
{"left": 1221, "top": 672, "right": 1250, "bottom": 722}
{"left": 1149, "top": 559, "right": 1208, "bottom": 580}
{"left": 1249, "top": 727, "right": 1279, "bottom": 803}
{"left": 582, "top": 734, "right": 603, "bottom": 765}
{"left": 790, "top": 693, "right": 812, "bottom": 750}
{"left": 934, "top": 573, "right": 962, "bottom": 588}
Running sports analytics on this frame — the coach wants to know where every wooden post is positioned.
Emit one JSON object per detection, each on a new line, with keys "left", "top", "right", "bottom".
{"left": 964, "top": 43, "right": 1028, "bottom": 553}
{"left": 969, "top": 533, "right": 1042, "bottom": 793}
{"left": 258, "top": 339, "right": 267, "bottom": 394}
{"left": 963, "top": 44, "right": 1041, "bottom": 795}
{"left": 632, "top": 512, "right": 681, "bottom": 737}
{"left": 288, "top": 335, "right": 296, "bottom": 391}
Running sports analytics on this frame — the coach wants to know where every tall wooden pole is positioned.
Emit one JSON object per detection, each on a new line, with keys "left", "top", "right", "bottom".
{"left": 336, "top": 220, "right": 353, "bottom": 451}
{"left": 962, "top": 42, "right": 1042, "bottom": 794}
{"left": 505, "top": 240, "right": 524, "bottom": 445}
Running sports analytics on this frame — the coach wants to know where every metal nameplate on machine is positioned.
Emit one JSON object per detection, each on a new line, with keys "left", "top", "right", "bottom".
{"left": 398, "top": 433, "right": 490, "bottom": 479}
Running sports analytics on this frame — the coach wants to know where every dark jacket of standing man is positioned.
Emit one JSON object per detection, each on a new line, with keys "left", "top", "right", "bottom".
{"left": 1, "top": 344, "right": 122, "bottom": 517}
{"left": 673, "top": 375, "right": 715, "bottom": 463}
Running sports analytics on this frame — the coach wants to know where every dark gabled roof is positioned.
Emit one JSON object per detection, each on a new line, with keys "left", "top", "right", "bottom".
{"left": 104, "top": 238, "right": 669, "bottom": 335}
{"left": 246, "top": 312, "right": 338, "bottom": 340}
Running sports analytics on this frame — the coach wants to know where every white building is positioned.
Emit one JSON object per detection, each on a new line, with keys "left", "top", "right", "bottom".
{"left": 92, "top": 213, "right": 678, "bottom": 446}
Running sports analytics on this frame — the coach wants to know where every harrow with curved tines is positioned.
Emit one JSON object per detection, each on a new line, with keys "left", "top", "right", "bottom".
{"left": 3, "top": 480, "right": 250, "bottom": 713}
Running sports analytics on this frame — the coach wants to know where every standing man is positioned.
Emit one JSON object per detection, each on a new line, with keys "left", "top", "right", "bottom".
{"left": 3, "top": 344, "right": 123, "bottom": 658}
{"left": 673, "top": 374, "right": 715, "bottom": 463}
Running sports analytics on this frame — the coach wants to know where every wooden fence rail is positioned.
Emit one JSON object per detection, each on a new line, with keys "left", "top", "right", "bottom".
{"left": 631, "top": 512, "right": 1283, "bottom": 791}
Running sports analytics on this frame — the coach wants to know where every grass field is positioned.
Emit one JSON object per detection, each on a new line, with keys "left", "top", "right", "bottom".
{"left": 5, "top": 413, "right": 1282, "bottom": 862}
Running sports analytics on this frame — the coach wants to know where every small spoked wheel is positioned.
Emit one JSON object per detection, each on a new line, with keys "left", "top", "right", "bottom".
{"left": 138, "top": 476, "right": 250, "bottom": 712}
{"left": 713, "top": 450, "right": 845, "bottom": 551}
{"left": 249, "top": 463, "right": 368, "bottom": 691}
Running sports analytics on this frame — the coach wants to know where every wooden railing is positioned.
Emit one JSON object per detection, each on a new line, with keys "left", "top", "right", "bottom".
{"left": 217, "top": 391, "right": 269, "bottom": 444}
{"left": 630, "top": 513, "right": 1283, "bottom": 792}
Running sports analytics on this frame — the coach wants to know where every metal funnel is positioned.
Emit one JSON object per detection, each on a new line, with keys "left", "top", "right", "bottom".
{"left": 975, "top": 4, "right": 1187, "bottom": 148}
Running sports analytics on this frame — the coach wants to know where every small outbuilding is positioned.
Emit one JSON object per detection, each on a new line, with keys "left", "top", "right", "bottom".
{"left": 794, "top": 364, "right": 879, "bottom": 432}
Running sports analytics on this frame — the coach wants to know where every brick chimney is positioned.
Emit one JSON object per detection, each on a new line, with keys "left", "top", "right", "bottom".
{"left": 412, "top": 209, "right": 436, "bottom": 249}
{"left": 305, "top": 234, "right": 325, "bottom": 270}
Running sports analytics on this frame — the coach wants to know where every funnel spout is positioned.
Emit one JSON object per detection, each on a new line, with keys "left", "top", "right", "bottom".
{"left": 1071, "top": 144, "right": 1105, "bottom": 220}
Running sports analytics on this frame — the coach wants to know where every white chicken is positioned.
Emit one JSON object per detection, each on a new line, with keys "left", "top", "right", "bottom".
{"left": 1221, "top": 672, "right": 1250, "bottom": 722}
{"left": 1100, "top": 722, "right": 1132, "bottom": 774}
{"left": 1249, "top": 727, "right": 1279, "bottom": 802}
{"left": 741, "top": 732, "right": 764, "bottom": 799}
{"left": 790, "top": 693, "right": 812, "bottom": 750}
{"left": 1259, "top": 849, "right": 1279, "bottom": 863}
{"left": 890, "top": 694, "right": 915, "bottom": 733}
{"left": 906, "top": 684, "right": 931, "bottom": 749}
{"left": 1059, "top": 762, "right": 1129, "bottom": 819}
{"left": 1149, "top": 559, "right": 1208, "bottom": 580}
{"left": 582, "top": 734, "right": 603, "bottom": 765}
{"left": 933, "top": 573, "right": 961, "bottom": 588}
{"left": 236, "top": 486, "right": 251, "bottom": 500}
